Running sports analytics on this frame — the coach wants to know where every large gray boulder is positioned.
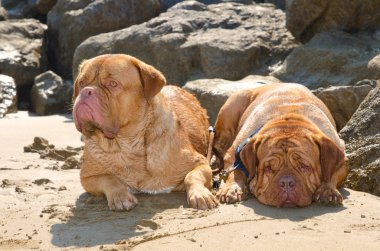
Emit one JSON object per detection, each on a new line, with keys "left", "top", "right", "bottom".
{"left": 271, "top": 31, "right": 380, "bottom": 89}
{"left": 47, "top": 0, "right": 160, "bottom": 78}
{"left": 0, "top": 19, "right": 47, "bottom": 88}
{"left": 30, "top": 71, "right": 73, "bottom": 115}
{"left": 0, "top": 74, "right": 17, "bottom": 118}
{"left": 339, "top": 83, "right": 380, "bottom": 196}
{"left": 184, "top": 75, "right": 280, "bottom": 124}
{"left": 312, "top": 80, "right": 376, "bottom": 131}
{"left": 286, "top": 0, "right": 380, "bottom": 42}
{"left": 73, "top": 1, "right": 298, "bottom": 84}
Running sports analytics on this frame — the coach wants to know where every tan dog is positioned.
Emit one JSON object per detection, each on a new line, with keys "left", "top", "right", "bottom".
{"left": 214, "top": 83, "right": 347, "bottom": 207}
{"left": 72, "top": 54, "right": 218, "bottom": 210}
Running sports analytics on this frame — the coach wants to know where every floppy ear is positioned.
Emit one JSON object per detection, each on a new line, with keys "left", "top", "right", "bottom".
{"left": 315, "top": 135, "right": 345, "bottom": 184}
{"left": 72, "top": 78, "right": 79, "bottom": 102}
{"left": 131, "top": 58, "right": 166, "bottom": 100}
{"left": 239, "top": 138, "right": 261, "bottom": 180}
{"left": 72, "top": 60, "right": 88, "bottom": 102}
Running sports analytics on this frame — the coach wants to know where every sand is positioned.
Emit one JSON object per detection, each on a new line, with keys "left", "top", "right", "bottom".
{"left": 0, "top": 112, "right": 379, "bottom": 250}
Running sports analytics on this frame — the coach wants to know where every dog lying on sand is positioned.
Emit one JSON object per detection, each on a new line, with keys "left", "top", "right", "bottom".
{"left": 72, "top": 54, "right": 218, "bottom": 211}
{"left": 214, "top": 83, "right": 347, "bottom": 207}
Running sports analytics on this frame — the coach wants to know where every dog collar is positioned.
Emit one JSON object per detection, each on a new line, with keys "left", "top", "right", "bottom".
{"left": 232, "top": 126, "right": 262, "bottom": 178}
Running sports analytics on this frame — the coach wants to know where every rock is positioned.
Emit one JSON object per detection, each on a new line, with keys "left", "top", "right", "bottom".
{"left": 61, "top": 156, "right": 80, "bottom": 170}
{"left": 33, "top": 178, "right": 52, "bottom": 186}
{"left": 73, "top": 1, "right": 298, "bottom": 84}
{"left": 0, "top": 5, "right": 7, "bottom": 20}
{"left": 257, "top": 0, "right": 285, "bottom": 9}
{"left": 24, "top": 137, "right": 82, "bottom": 161}
{"left": 35, "top": 0, "right": 58, "bottom": 15}
{"left": 1, "top": 0, "right": 34, "bottom": 19}
{"left": 160, "top": 0, "right": 254, "bottom": 12}
{"left": 58, "top": 185, "right": 67, "bottom": 191}
{"left": 339, "top": 83, "right": 380, "bottom": 196}
{"left": 30, "top": 71, "right": 72, "bottom": 115}
{"left": 15, "top": 186, "right": 25, "bottom": 193}
{"left": 1, "top": 179, "right": 13, "bottom": 187}
{"left": 1, "top": 0, "right": 57, "bottom": 19}
{"left": 184, "top": 75, "right": 280, "bottom": 124}
{"left": 0, "top": 75, "right": 17, "bottom": 118}
{"left": 24, "top": 136, "right": 54, "bottom": 152}
{"left": 47, "top": 0, "right": 160, "bottom": 78}
{"left": 286, "top": 0, "right": 380, "bottom": 42}
{"left": 312, "top": 81, "right": 376, "bottom": 131}
{"left": 0, "top": 19, "right": 47, "bottom": 88}
{"left": 271, "top": 30, "right": 380, "bottom": 89}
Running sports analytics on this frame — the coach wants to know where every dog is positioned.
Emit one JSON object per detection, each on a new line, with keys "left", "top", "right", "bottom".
{"left": 72, "top": 54, "right": 218, "bottom": 211}
{"left": 214, "top": 83, "right": 347, "bottom": 207}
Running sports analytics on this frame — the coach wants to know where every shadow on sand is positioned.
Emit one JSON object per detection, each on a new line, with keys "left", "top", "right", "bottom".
{"left": 51, "top": 188, "right": 350, "bottom": 248}
{"left": 241, "top": 188, "right": 350, "bottom": 221}
{"left": 51, "top": 192, "right": 188, "bottom": 248}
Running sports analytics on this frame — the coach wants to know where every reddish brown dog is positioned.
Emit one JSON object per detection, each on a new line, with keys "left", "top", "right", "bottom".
{"left": 72, "top": 54, "right": 218, "bottom": 211}
{"left": 214, "top": 84, "right": 347, "bottom": 207}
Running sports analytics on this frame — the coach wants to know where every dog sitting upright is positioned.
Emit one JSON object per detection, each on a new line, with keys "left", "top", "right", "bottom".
{"left": 214, "top": 83, "right": 348, "bottom": 207}
{"left": 72, "top": 54, "right": 218, "bottom": 210}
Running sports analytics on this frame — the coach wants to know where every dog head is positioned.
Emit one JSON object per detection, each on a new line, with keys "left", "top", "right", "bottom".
{"left": 239, "top": 119, "right": 345, "bottom": 207}
{"left": 72, "top": 54, "right": 166, "bottom": 139}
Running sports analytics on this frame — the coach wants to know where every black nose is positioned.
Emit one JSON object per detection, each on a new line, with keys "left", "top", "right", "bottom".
{"left": 278, "top": 175, "right": 296, "bottom": 191}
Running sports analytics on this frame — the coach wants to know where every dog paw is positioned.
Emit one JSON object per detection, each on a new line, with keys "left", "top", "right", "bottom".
{"left": 106, "top": 189, "right": 138, "bottom": 211}
{"left": 216, "top": 182, "right": 247, "bottom": 204}
{"left": 313, "top": 184, "right": 343, "bottom": 206}
{"left": 187, "top": 185, "right": 219, "bottom": 210}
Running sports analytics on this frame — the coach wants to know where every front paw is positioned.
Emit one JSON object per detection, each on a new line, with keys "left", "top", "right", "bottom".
{"left": 187, "top": 186, "right": 219, "bottom": 210}
{"left": 216, "top": 182, "right": 247, "bottom": 204}
{"left": 106, "top": 189, "right": 138, "bottom": 211}
{"left": 313, "top": 184, "right": 343, "bottom": 206}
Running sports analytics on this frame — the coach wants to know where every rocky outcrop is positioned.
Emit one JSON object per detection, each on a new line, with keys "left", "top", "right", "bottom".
{"left": 1, "top": 0, "right": 57, "bottom": 19}
{"left": 271, "top": 31, "right": 380, "bottom": 89}
{"left": 0, "top": 19, "right": 47, "bottom": 88}
{"left": 312, "top": 80, "right": 376, "bottom": 131}
{"left": 30, "top": 71, "right": 72, "bottom": 115}
{"left": 73, "top": 1, "right": 298, "bottom": 84}
{"left": 47, "top": 0, "right": 160, "bottom": 78}
{"left": 0, "top": 74, "right": 17, "bottom": 118}
{"left": 286, "top": 0, "right": 380, "bottom": 42}
{"left": 184, "top": 75, "right": 280, "bottom": 124}
{"left": 340, "top": 83, "right": 380, "bottom": 196}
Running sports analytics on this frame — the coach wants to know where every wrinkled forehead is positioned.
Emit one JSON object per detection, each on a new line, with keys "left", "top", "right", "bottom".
{"left": 258, "top": 136, "right": 318, "bottom": 157}
{"left": 79, "top": 55, "right": 141, "bottom": 83}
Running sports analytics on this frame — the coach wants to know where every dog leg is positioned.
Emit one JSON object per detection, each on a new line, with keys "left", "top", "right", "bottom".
{"left": 81, "top": 175, "right": 138, "bottom": 211}
{"left": 216, "top": 169, "right": 248, "bottom": 204}
{"left": 185, "top": 164, "right": 219, "bottom": 210}
{"left": 313, "top": 136, "right": 348, "bottom": 206}
{"left": 313, "top": 162, "right": 348, "bottom": 206}
{"left": 214, "top": 91, "right": 255, "bottom": 161}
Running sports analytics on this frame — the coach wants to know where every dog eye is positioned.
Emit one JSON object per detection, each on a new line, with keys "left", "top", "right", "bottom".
{"left": 108, "top": 80, "right": 118, "bottom": 88}
{"left": 300, "top": 163, "right": 311, "bottom": 173}
{"left": 78, "top": 81, "right": 85, "bottom": 88}
{"left": 264, "top": 166, "right": 272, "bottom": 174}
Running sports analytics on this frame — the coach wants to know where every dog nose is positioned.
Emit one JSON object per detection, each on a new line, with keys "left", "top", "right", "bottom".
{"left": 278, "top": 175, "right": 296, "bottom": 191}
{"left": 81, "top": 87, "right": 96, "bottom": 97}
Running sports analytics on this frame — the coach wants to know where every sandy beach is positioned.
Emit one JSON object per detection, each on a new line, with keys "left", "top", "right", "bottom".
{"left": 0, "top": 112, "right": 379, "bottom": 250}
